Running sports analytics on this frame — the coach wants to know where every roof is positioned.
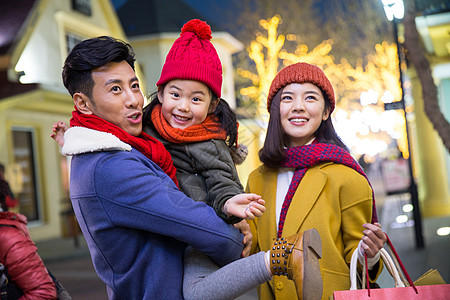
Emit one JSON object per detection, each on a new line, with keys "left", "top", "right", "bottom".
{"left": 116, "top": 0, "right": 223, "bottom": 37}
{"left": 0, "top": 70, "right": 38, "bottom": 100}
{"left": 0, "top": 0, "right": 36, "bottom": 55}
{"left": 0, "top": 0, "right": 38, "bottom": 99}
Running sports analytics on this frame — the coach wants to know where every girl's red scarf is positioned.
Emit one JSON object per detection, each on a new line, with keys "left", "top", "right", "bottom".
{"left": 277, "top": 142, "right": 378, "bottom": 238}
{"left": 151, "top": 103, "right": 227, "bottom": 143}
{"left": 70, "top": 109, "right": 179, "bottom": 188}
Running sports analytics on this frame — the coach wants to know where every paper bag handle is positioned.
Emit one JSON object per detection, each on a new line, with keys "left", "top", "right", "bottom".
{"left": 349, "top": 233, "right": 418, "bottom": 296}
{"left": 349, "top": 248, "right": 404, "bottom": 290}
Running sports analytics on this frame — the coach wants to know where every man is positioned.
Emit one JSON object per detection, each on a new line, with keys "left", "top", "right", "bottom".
{"left": 58, "top": 36, "right": 245, "bottom": 299}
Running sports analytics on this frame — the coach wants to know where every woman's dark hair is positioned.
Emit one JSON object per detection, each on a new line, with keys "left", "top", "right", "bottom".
{"left": 259, "top": 88, "right": 348, "bottom": 168}
{"left": 62, "top": 36, "right": 136, "bottom": 98}
{"left": 142, "top": 87, "right": 238, "bottom": 148}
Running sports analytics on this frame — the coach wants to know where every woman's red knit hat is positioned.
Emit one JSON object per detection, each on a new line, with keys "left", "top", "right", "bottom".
{"left": 267, "top": 62, "right": 335, "bottom": 113}
{"left": 156, "top": 19, "right": 223, "bottom": 98}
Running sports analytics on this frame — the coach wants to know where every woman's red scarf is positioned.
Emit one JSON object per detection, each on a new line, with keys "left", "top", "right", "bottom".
{"left": 151, "top": 103, "right": 227, "bottom": 143}
{"left": 277, "top": 142, "right": 378, "bottom": 237}
{"left": 70, "top": 109, "right": 179, "bottom": 188}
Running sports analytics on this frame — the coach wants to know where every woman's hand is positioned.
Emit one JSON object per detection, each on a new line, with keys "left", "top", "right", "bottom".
{"left": 360, "top": 222, "right": 387, "bottom": 258}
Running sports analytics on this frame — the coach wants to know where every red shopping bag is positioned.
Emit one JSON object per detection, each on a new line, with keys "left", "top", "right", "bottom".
{"left": 333, "top": 284, "right": 450, "bottom": 299}
{"left": 333, "top": 235, "right": 450, "bottom": 299}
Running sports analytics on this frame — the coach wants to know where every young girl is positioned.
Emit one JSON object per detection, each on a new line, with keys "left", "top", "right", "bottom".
{"left": 246, "top": 62, "right": 387, "bottom": 299}
{"left": 52, "top": 20, "right": 324, "bottom": 300}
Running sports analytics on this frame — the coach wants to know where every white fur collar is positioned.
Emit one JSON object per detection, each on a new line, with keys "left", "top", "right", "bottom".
{"left": 62, "top": 127, "right": 132, "bottom": 156}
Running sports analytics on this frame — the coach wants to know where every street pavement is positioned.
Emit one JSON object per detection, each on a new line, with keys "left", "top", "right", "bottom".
{"left": 37, "top": 236, "right": 258, "bottom": 299}
{"left": 45, "top": 256, "right": 108, "bottom": 299}
{"left": 37, "top": 236, "right": 108, "bottom": 299}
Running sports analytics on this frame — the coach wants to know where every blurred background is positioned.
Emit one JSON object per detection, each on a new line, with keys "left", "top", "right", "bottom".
{"left": 1, "top": 0, "right": 449, "bottom": 298}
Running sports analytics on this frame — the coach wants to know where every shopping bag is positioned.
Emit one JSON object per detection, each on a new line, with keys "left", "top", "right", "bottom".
{"left": 333, "top": 234, "right": 450, "bottom": 299}
{"left": 414, "top": 269, "right": 446, "bottom": 286}
{"left": 333, "top": 284, "right": 450, "bottom": 299}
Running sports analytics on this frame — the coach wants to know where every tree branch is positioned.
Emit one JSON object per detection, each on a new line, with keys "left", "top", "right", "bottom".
{"left": 402, "top": 0, "right": 450, "bottom": 153}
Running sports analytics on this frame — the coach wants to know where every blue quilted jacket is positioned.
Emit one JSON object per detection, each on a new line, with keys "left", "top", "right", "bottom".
{"left": 64, "top": 127, "right": 243, "bottom": 299}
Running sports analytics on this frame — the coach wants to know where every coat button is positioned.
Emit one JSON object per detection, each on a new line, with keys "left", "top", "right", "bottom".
{"left": 276, "top": 282, "right": 284, "bottom": 290}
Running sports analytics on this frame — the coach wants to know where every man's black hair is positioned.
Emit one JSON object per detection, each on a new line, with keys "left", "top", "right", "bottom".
{"left": 62, "top": 36, "right": 136, "bottom": 98}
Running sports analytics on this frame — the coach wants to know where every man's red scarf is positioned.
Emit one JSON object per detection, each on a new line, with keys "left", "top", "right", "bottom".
{"left": 151, "top": 103, "right": 227, "bottom": 143}
{"left": 277, "top": 142, "right": 378, "bottom": 238}
{"left": 70, "top": 109, "right": 179, "bottom": 188}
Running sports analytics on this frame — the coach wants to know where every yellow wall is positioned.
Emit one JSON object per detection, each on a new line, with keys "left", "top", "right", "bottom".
{"left": 0, "top": 90, "right": 73, "bottom": 240}
{"left": 236, "top": 119, "right": 264, "bottom": 187}
{"left": 410, "top": 74, "right": 450, "bottom": 217}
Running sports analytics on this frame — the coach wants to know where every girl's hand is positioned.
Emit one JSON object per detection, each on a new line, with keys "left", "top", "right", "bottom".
{"left": 223, "top": 193, "right": 265, "bottom": 220}
{"left": 360, "top": 222, "right": 387, "bottom": 258}
{"left": 50, "top": 121, "right": 69, "bottom": 147}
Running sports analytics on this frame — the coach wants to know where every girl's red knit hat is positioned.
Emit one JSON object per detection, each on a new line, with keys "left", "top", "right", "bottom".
{"left": 156, "top": 19, "right": 223, "bottom": 98}
{"left": 267, "top": 62, "right": 335, "bottom": 113}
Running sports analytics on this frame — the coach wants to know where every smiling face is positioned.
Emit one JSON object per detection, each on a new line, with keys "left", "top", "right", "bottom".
{"left": 74, "top": 61, "right": 144, "bottom": 136}
{"left": 158, "top": 79, "right": 215, "bottom": 129}
{"left": 280, "top": 82, "right": 330, "bottom": 147}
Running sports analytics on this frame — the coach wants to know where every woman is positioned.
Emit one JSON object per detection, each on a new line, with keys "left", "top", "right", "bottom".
{"left": 246, "top": 62, "right": 387, "bottom": 299}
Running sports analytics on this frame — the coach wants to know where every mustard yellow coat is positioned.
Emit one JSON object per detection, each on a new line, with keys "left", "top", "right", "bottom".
{"left": 246, "top": 162, "right": 380, "bottom": 300}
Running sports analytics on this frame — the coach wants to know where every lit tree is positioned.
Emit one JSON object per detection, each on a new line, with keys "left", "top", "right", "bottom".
{"left": 279, "top": 39, "right": 334, "bottom": 68}
{"left": 319, "top": 0, "right": 392, "bottom": 66}
{"left": 239, "top": 15, "right": 408, "bottom": 158}
{"left": 237, "top": 16, "right": 336, "bottom": 119}
{"left": 332, "top": 42, "right": 410, "bottom": 158}
{"left": 237, "top": 16, "right": 284, "bottom": 119}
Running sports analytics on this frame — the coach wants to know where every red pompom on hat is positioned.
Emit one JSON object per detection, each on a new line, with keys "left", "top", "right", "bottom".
{"left": 156, "top": 19, "right": 222, "bottom": 97}
{"left": 181, "top": 19, "right": 212, "bottom": 40}
{"left": 267, "top": 62, "right": 335, "bottom": 113}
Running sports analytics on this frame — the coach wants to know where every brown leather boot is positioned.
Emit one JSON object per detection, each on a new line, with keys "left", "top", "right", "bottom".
{"left": 269, "top": 228, "right": 322, "bottom": 300}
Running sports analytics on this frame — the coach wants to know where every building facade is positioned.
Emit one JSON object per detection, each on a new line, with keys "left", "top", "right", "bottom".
{"left": 411, "top": 0, "right": 450, "bottom": 217}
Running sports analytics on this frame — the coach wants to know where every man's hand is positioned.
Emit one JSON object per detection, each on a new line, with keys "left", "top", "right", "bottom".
{"left": 234, "top": 220, "right": 252, "bottom": 257}
{"left": 223, "top": 193, "right": 265, "bottom": 220}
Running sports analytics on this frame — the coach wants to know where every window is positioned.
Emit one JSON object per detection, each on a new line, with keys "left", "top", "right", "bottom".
{"left": 72, "top": 0, "right": 91, "bottom": 16}
{"left": 55, "top": 10, "right": 108, "bottom": 60}
{"left": 66, "top": 32, "right": 85, "bottom": 54}
{"left": 12, "top": 128, "right": 41, "bottom": 222}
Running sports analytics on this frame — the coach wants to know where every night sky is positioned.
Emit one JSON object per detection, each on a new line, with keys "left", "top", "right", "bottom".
{"left": 111, "top": 0, "right": 239, "bottom": 31}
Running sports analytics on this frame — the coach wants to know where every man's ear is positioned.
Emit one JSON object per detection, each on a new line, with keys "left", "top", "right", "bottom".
{"left": 73, "top": 92, "right": 94, "bottom": 114}
{"left": 157, "top": 86, "right": 164, "bottom": 104}
{"left": 208, "top": 97, "right": 220, "bottom": 114}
